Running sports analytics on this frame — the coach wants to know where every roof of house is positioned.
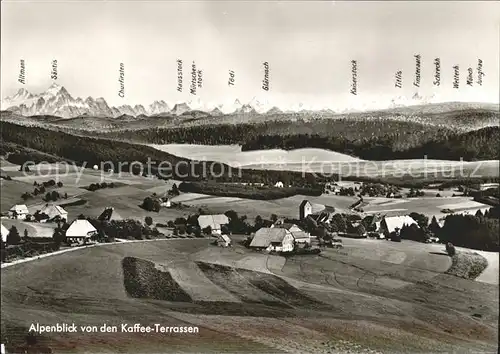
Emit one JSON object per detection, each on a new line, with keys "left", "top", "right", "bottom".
{"left": 219, "top": 234, "right": 231, "bottom": 243}
{"left": 275, "top": 222, "right": 302, "bottom": 231}
{"left": 39, "top": 204, "right": 68, "bottom": 218}
{"left": 315, "top": 211, "right": 332, "bottom": 223}
{"left": 290, "top": 231, "right": 309, "bottom": 240}
{"left": 66, "top": 219, "right": 97, "bottom": 238}
{"left": 383, "top": 215, "right": 418, "bottom": 234}
{"left": 306, "top": 214, "right": 319, "bottom": 227}
{"left": 1, "top": 224, "right": 8, "bottom": 242}
{"left": 250, "top": 228, "right": 287, "bottom": 248}
{"left": 9, "top": 204, "right": 29, "bottom": 214}
{"left": 198, "top": 214, "right": 229, "bottom": 230}
{"left": 98, "top": 207, "right": 123, "bottom": 222}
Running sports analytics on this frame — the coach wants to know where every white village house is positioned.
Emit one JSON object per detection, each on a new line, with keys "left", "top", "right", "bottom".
{"left": 1, "top": 223, "right": 8, "bottom": 243}
{"left": 379, "top": 215, "right": 418, "bottom": 236}
{"left": 65, "top": 219, "right": 97, "bottom": 242}
{"left": 37, "top": 203, "right": 68, "bottom": 222}
{"left": 8, "top": 204, "right": 29, "bottom": 220}
{"left": 197, "top": 214, "right": 229, "bottom": 235}
{"left": 250, "top": 228, "right": 295, "bottom": 252}
{"left": 274, "top": 181, "right": 284, "bottom": 188}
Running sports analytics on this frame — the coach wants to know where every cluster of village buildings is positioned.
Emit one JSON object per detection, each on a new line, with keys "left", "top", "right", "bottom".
{"left": 185, "top": 200, "right": 428, "bottom": 253}
{"left": 0, "top": 196, "right": 430, "bottom": 251}
{"left": 2, "top": 203, "right": 101, "bottom": 244}
{"left": 4, "top": 187, "right": 494, "bottom": 251}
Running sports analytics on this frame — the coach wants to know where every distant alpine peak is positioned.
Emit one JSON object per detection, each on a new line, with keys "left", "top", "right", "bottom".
{"left": 248, "top": 95, "right": 272, "bottom": 113}
{"left": 45, "top": 82, "right": 63, "bottom": 96}
{"left": 390, "top": 92, "right": 441, "bottom": 108}
{"left": 12, "top": 88, "right": 33, "bottom": 99}
{"left": 16, "top": 87, "right": 30, "bottom": 95}
{"left": 0, "top": 83, "right": 480, "bottom": 119}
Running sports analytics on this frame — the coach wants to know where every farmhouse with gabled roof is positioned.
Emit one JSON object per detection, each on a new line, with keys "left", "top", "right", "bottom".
{"left": 198, "top": 214, "right": 229, "bottom": 235}
{"left": 8, "top": 204, "right": 29, "bottom": 220}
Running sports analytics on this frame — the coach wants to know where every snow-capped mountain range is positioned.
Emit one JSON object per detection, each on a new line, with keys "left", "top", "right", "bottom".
{"left": 1, "top": 83, "right": 449, "bottom": 119}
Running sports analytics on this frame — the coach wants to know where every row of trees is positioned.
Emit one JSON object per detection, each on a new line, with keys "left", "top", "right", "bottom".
{"left": 396, "top": 209, "right": 499, "bottom": 251}
{"left": 178, "top": 181, "right": 323, "bottom": 200}
{"left": 438, "top": 213, "right": 499, "bottom": 251}
{"left": 34, "top": 179, "right": 63, "bottom": 188}
{"left": 359, "top": 183, "right": 401, "bottom": 198}
{"left": 1, "top": 226, "right": 28, "bottom": 246}
{"left": 43, "top": 190, "right": 66, "bottom": 202}
{"left": 21, "top": 180, "right": 65, "bottom": 201}
{"left": 87, "top": 182, "right": 116, "bottom": 191}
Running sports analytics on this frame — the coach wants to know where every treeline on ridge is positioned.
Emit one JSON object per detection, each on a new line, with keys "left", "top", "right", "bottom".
{"left": 178, "top": 181, "right": 323, "bottom": 200}
{"left": 97, "top": 118, "right": 449, "bottom": 147}
{"left": 95, "top": 119, "right": 499, "bottom": 161}
{"left": 0, "top": 122, "right": 330, "bottom": 185}
{"left": 242, "top": 127, "right": 500, "bottom": 161}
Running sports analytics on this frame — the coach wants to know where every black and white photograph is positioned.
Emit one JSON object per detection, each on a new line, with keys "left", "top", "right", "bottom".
{"left": 1, "top": 1, "right": 499, "bottom": 353}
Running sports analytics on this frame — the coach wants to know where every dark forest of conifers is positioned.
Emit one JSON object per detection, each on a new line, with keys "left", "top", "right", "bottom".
{"left": 1, "top": 119, "right": 498, "bottom": 188}
{"left": 95, "top": 119, "right": 500, "bottom": 161}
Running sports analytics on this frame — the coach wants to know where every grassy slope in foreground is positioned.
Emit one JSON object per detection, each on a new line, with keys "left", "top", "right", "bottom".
{"left": 1, "top": 239, "right": 498, "bottom": 353}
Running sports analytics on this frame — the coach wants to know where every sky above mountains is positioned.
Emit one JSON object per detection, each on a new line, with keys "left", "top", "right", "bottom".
{"left": 1, "top": 1, "right": 499, "bottom": 109}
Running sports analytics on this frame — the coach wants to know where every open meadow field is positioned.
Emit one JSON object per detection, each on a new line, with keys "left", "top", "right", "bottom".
{"left": 363, "top": 195, "right": 493, "bottom": 221}
{"left": 0, "top": 218, "right": 56, "bottom": 238}
{"left": 148, "top": 144, "right": 362, "bottom": 168}
{"left": 1, "top": 238, "right": 498, "bottom": 353}
{"left": 148, "top": 144, "right": 500, "bottom": 179}
{"left": 0, "top": 162, "right": 188, "bottom": 221}
{"left": 244, "top": 159, "right": 500, "bottom": 179}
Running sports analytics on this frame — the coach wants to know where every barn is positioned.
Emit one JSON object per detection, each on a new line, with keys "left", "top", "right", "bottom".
{"left": 250, "top": 228, "right": 295, "bottom": 252}
{"left": 198, "top": 214, "right": 229, "bottom": 235}
{"left": 380, "top": 215, "right": 418, "bottom": 236}
{"left": 37, "top": 204, "right": 68, "bottom": 222}
{"left": 65, "top": 219, "right": 97, "bottom": 243}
